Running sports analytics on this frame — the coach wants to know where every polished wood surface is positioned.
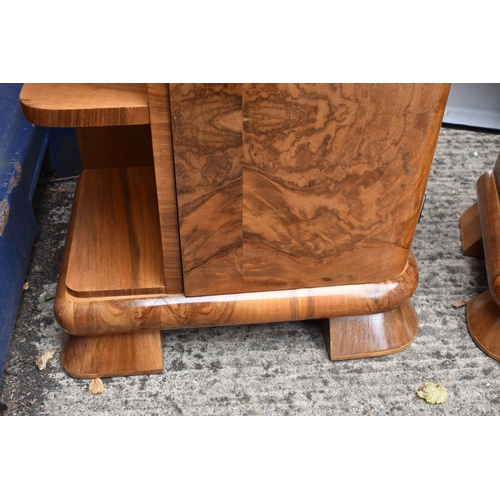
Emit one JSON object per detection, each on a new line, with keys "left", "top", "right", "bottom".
{"left": 56, "top": 215, "right": 418, "bottom": 335}
{"left": 170, "top": 83, "right": 245, "bottom": 295}
{"left": 56, "top": 160, "right": 419, "bottom": 333}
{"left": 320, "top": 301, "right": 418, "bottom": 360}
{"left": 61, "top": 330, "right": 163, "bottom": 378}
{"left": 147, "top": 84, "right": 184, "bottom": 293}
{"left": 65, "top": 167, "right": 166, "bottom": 298}
{"left": 18, "top": 83, "right": 451, "bottom": 377}
{"left": 20, "top": 84, "right": 150, "bottom": 127}
{"left": 170, "top": 84, "right": 450, "bottom": 296}
{"left": 460, "top": 202, "right": 484, "bottom": 257}
{"left": 467, "top": 291, "right": 500, "bottom": 362}
{"left": 461, "top": 151, "right": 500, "bottom": 362}
{"left": 476, "top": 170, "right": 500, "bottom": 304}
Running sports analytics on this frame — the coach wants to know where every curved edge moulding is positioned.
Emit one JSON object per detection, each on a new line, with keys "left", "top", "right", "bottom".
{"left": 55, "top": 250, "right": 418, "bottom": 336}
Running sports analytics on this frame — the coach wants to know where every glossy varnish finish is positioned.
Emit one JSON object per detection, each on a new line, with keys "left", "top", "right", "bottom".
{"left": 56, "top": 252, "right": 418, "bottom": 336}
{"left": 61, "top": 330, "right": 163, "bottom": 379}
{"left": 170, "top": 84, "right": 245, "bottom": 295}
{"left": 320, "top": 301, "right": 418, "bottom": 361}
{"left": 170, "top": 84, "right": 450, "bottom": 296}
{"left": 462, "top": 152, "right": 500, "bottom": 362}
{"left": 65, "top": 167, "right": 166, "bottom": 298}
{"left": 18, "top": 83, "right": 451, "bottom": 378}
{"left": 55, "top": 169, "right": 419, "bottom": 333}
{"left": 20, "top": 84, "right": 150, "bottom": 127}
{"left": 147, "top": 84, "right": 184, "bottom": 293}
{"left": 467, "top": 291, "right": 500, "bottom": 362}
{"left": 476, "top": 169, "right": 500, "bottom": 302}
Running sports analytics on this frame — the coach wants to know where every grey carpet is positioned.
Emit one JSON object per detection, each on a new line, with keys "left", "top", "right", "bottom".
{"left": 2, "top": 126, "right": 500, "bottom": 416}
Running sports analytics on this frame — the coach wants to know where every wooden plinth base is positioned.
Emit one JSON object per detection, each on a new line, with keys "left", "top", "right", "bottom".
{"left": 467, "top": 291, "right": 500, "bottom": 362}
{"left": 320, "top": 301, "right": 418, "bottom": 360}
{"left": 60, "top": 330, "right": 163, "bottom": 379}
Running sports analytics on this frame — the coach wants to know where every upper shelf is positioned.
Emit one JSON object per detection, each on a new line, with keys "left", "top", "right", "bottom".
{"left": 20, "top": 84, "right": 150, "bottom": 127}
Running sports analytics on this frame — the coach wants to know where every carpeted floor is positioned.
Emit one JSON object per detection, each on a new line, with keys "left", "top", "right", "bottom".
{"left": 2, "top": 125, "right": 500, "bottom": 416}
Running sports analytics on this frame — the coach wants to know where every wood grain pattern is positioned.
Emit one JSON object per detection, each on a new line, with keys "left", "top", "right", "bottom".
{"left": 461, "top": 153, "right": 500, "bottom": 363}
{"left": 61, "top": 330, "right": 163, "bottom": 378}
{"left": 170, "top": 84, "right": 450, "bottom": 296}
{"left": 476, "top": 170, "right": 500, "bottom": 304}
{"left": 460, "top": 203, "right": 484, "bottom": 257}
{"left": 76, "top": 125, "right": 154, "bottom": 169}
{"left": 320, "top": 300, "right": 418, "bottom": 360}
{"left": 147, "top": 84, "right": 184, "bottom": 294}
{"left": 467, "top": 291, "right": 500, "bottom": 362}
{"left": 169, "top": 84, "right": 245, "bottom": 295}
{"left": 20, "top": 84, "right": 150, "bottom": 127}
{"left": 65, "top": 167, "right": 166, "bottom": 297}
{"left": 56, "top": 228, "right": 418, "bottom": 335}
{"left": 19, "top": 83, "right": 444, "bottom": 374}
{"left": 243, "top": 84, "right": 448, "bottom": 290}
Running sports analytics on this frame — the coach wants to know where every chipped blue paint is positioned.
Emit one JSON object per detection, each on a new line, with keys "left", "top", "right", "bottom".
{"left": 0, "top": 84, "right": 48, "bottom": 383}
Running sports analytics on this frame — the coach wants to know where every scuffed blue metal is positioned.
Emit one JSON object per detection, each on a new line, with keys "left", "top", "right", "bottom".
{"left": 0, "top": 83, "right": 48, "bottom": 383}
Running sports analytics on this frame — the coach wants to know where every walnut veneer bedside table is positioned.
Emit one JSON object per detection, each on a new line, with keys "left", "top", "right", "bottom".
{"left": 20, "top": 83, "right": 450, "bottom": 378}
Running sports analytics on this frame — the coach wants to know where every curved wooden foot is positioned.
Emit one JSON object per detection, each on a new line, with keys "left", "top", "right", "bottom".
{"left": 319, "top": 301, "right": 418, "bottom": 361}
{"left": 467, "top": 291, "right": 500, "bottom": 362}
{"left": 60, "top": 330, "right": 163, "bottom": 379}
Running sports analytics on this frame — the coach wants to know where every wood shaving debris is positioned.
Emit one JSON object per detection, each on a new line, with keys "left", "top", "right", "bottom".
{"left": 22, "top": 281, "right": 29, "bottom": 290}
{"left": 89, "top": 378, "right": 106, "bottom": 395}
{"left": 428, "top": 364, "right": 435, "bottom": 370}
{"left": 35, "top": 349, "right": 57, "bottom": 370}
{"left": 453, "top": 300, "right": 467, "bottom": 308}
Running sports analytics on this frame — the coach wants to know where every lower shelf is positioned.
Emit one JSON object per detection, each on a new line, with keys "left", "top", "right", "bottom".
{"left": 55, "top": 166, "right": 422, "bottom": 378}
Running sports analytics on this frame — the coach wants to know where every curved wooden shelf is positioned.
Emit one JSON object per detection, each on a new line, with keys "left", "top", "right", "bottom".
{"left": 64, "top": 166, "right": 166, "bottom": 298}
{"left": 20, "top": 84, "right": 150, "bottom": 127}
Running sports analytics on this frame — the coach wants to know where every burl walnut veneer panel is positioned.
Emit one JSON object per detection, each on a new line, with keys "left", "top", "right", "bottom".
{"left": 170, "top": 84, "right": 245, "bottom": 295}
{"left": 170, "top": 84, "right": 450, "bottom": 297}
